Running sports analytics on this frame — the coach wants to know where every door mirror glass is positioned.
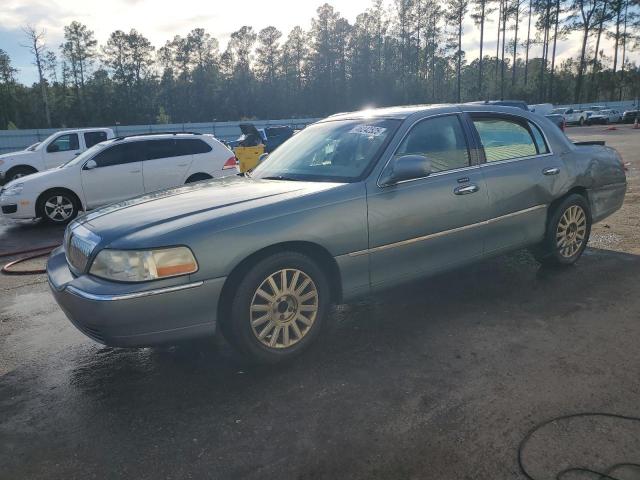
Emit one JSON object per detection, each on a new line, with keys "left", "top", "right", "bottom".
{"left": 380, "top": 154, "right": 432, "bottom": 186}
{"left": 85, "top": 159, "right": 97, "bottom": 170}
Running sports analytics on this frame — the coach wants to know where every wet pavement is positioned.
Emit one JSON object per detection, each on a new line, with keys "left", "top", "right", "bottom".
{"left": 1, "top": 125, "right": 640, "bottom": 479}
{"left": 1, "top": 244, "right": 640, "bottom": 479}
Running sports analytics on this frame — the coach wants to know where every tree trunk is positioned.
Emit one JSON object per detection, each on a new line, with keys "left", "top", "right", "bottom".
{"left": 495, "top": 0, "right": 502, "bottom": 93}
{"left": 575, "top": 25, "right": 589, "bottom": 103}
{"left": 524, "top": 0, "right": 532, "bottom": 85}
{"left": 457, "top": 8, "right": 463, "bottom": 102}
{"left": 500, "top": 0, "right": 507, "bottom": 99}
{"left": 548, "top": 0, "right": 560, "bottom": 101}
{"left": 589, "top": 1, "right": 608, "bottom": 101}
{"left": 479, "top": 0, "right": 485, "bottom": 96}
{"left": 512, "top": 0, "right": 519, "bottom": 86}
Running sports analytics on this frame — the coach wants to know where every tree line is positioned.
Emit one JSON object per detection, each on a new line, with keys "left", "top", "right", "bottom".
{"left": 1, "top": 0, "right": 639, "bottom": 130}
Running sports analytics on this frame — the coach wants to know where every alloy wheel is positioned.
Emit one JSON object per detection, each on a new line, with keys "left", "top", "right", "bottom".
{"left": 556, "top": 205, "right": 587, "bottom": 258}
{"left": 43, "top": 195, "right": 74, "bottom": 222}
{"left": 249, "top": 268, "right": 319, "bottom": 349}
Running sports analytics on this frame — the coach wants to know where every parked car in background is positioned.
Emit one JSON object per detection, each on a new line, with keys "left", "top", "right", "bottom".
{"left": 468, "top": 100, "right": 529, "bottom": 110}
{"left": 587, "top": 109, "right": 622, "bottom": 125}
{"left": 622, "top": 109, "right": 640, "bottom": 123}
{"left": 0, "top": 128, "right": 114, "bottom": 184}
{"left": 551, "top": 107, "right": 589, "bottom": 126}
{"left": 544, "top": 113, "right": 566, "bottom": 131}
{"left": 529, "top": 103, "right": 554, "bottom": 115}
{"left": 0, "top": 132, "right": 237, "bottom": 224}
{"left": 46, "top": 104, "right": 626, "bottom": 363}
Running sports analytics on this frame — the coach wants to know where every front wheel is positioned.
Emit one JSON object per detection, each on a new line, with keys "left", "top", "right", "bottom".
{"left": 37, "top": 190, "right": 79, "bottom": 225}
{"left": 223, "top": 252, "right": 330, "bottom": 363}
{"left": 532, "top": 194, "right": 591, "bottom": 267}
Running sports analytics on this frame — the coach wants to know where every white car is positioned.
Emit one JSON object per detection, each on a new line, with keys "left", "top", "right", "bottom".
{"left": 0, "top": 133, "right": 238, "bottom": 224}
{"left": 550, "top": 107, "right": 589, "bottom": 126}
{"left": 0, "top": 128, "right": 115, "bottom": 183}
{"left": 587, "top": 109, "right": 623, "bottom": 124}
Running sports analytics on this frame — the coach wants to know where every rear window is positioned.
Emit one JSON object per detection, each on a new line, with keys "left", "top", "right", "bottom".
{"left": 84, "top": 131, "right": 108, "bottom": 148}
{"left": 473, "top": 118, "right": 538, "bottom": 162}
{"left": 178, "top": 139, "right": 212, "bottom": 155}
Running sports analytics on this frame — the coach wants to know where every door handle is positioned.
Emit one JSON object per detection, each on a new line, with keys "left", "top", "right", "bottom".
{"left": 177, "top": 163, "right": 188, "bottom": 167}
{"left": 454, "top": 184, "right": 479, "bottom": 195}
{"left": 543, "top": 167, "right": 560, "bottom": 176}
{"left": 129, "top": 170, "right": 141, "bottom": 173}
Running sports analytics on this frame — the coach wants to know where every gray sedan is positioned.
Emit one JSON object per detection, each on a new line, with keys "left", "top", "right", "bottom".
{"left": 47, "top": 105, "right": 627, "bottom": 363}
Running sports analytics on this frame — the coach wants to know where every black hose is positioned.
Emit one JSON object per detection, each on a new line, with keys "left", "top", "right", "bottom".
{"left": 518, "top": 412, "right": 640, "bottom": 480}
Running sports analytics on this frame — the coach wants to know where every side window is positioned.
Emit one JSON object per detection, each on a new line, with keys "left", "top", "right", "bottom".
{"left": 177, "top": 139, "right": 212, "bottom": 155}
{"left": 528, "top": 122, "right": 549, "bottom": 154}
{"left": 91, "top": 143, "right": 144, "bottom": 168}
{"left": 395, "top": 115, "right": 470, "bottom": 173}
{"left": 84, "top": 131, "right": 108, "bottom": 148}
{"left": 144, "top": 140, "right": 183, "bottom": 160}
{"left": 47, "top": 134, "right": 79, "bottom": 153}
{"left": 473, "top": 118, "right": 537, "bottom": 162}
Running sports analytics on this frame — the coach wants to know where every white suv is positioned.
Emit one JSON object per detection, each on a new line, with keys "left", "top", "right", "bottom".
{"left": 0, "top": 133, "right": 237, "bottom": 224}
{"left": 0, "top": 128, "right": 115, "bottom": 183}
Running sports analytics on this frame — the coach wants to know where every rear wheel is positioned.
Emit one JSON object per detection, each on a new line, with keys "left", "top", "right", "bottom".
{"left": 222, "top": 252, "right": 330, "bottom": 363}
{"left": 37, "top": 189, "right": 80, "bottom": 225}
{"left": 579, "top": 117, "right": 586, "bottom": 126}
{"left": 185, "top": 173, "right": 212, "bottom": 184}
{"left": 532, "top": 194, "right": 591, "bottom": 267}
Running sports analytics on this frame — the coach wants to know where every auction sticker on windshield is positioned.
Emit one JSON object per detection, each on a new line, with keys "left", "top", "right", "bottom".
{"left": 349, "top": 125, "right": 387, "bottom": 136}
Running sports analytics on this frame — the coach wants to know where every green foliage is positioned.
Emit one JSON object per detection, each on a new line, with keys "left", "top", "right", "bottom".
{"left": 7, "top": 121, "right": 17, "bottom": 129}
{"left": 0, "top": 2, "right": 638, "bottom": 130}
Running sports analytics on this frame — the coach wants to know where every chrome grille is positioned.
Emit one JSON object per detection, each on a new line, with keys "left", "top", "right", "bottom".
{"left": 65, "top": 224, "right": 100, "bottom": 274}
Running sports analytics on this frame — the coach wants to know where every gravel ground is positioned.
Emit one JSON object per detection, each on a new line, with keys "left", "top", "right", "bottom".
{"left": 0, "top": 125, "right": 639, "bottom": 480}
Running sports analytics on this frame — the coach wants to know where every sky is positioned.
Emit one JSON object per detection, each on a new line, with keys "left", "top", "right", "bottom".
{"left": 0, "top": 0, "right": 633, "bottom": 86}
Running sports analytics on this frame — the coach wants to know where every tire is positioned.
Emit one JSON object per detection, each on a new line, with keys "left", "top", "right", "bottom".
{"left": 37, "top": 189, "right": 80, "bottom": 225}
{"left": 185, "top": 173, "right": 212, "bottom": 184}
{"left": 222, "top": 251, "right": 330, "bottom": 364}
{"left": 579, "top": 117, "right": 585, "bottom": 126}
{"left": 532, "top": 194, "right": 591, "bottom": 267}
{"left": 5, "top": 166, "right": 37, "bottom": 183}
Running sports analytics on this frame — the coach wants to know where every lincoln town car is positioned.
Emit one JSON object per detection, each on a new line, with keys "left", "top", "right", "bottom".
{"left": 47, "top": 105, "right": 627, "bottom": 363}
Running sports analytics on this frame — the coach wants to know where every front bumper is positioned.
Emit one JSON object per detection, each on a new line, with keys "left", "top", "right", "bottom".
{"left": 0, "top": 195, "right": 36, "bottom": 219}
{"left": 47, "top": 247, "right": 225, "bottom": 346}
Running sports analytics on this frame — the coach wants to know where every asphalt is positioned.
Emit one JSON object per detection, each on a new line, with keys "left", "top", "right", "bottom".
{"left": 1, "top": 126, "right": 640, "bottom": 480}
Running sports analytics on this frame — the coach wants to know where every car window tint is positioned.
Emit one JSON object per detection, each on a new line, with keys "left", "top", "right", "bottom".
{"left": 92, "top": 142, "right": 144, "bottom": 168}
{"left": 528, "top": 122, "right": 549, "bottom": 154}
{"left": 84, "top": 131, "right": 108, "bottom": 148}
{"left": 395, "top": 115, "right": 469, "bottom": 173}
{"left": 177, "top": 139, "right": 212, "bottom": 155}
{"left": 48, "top": 133, "right": 79, "bottom": 153}
{"left": 473, "top": 118, "right": 537, "bottom": 162}
{"left": 144, "top": 139, "right": 183, "bottom": 160}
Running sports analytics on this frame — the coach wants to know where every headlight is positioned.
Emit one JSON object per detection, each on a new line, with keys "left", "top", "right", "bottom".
{"left": 1, "top": 182, "right": 23, "bottom": 196}
{"left": 89, "top": 247, "right": 198, "bottom": 282}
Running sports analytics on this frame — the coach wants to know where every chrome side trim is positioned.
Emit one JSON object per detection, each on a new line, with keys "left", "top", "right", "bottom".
{"left": 347, "top": 204, "right": 547, "bottom": 257}
{"left": 66, "top": 281, "right": 204, "bottom": 301}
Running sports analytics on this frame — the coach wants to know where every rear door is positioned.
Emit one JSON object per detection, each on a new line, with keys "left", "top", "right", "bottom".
{"left": 43, "top": 133, "right": 81, "bottom": 169}
{"left": 366, "top": 113, "right": 491, "bottom": 289}
{"left": 141, "top": 139, "right": 194, "bottom": 192}
{"left": 467, "top": 112, "right": 566, "bottom": 254}
{"left": 81, "top": 142, "right": 145, "bottom": 208}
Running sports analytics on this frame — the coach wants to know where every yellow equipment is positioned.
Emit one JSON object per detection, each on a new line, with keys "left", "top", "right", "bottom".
{"left": 234, "top": 144, "right": 265, "bottom": 173}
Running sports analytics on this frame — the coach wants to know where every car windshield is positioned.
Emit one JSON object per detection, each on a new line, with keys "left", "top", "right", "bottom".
{"left": 251, "top": 118, "right": 400, "bottom": 182}
{"left": 59, "top": 142, "right": 109, "bottom": 168}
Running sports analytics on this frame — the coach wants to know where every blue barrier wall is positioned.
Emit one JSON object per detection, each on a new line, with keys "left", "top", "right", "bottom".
{"left": 0, "top": 118, "right": 321, "bottom": 154}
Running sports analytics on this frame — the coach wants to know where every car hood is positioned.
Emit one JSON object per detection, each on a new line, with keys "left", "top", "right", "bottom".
{"left": 0, "top": 150, "right": 36, "bottom": 162}
{"left": 78, "top": 176, "right": 344, "bottom": 243}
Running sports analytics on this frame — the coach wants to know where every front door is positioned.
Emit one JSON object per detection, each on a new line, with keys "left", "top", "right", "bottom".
{"left": 44, "top": 133, "right": 81, "bottom": 169}
{"left": 468, "top": 113, "right": 567, "bottom": 254}
{"left": 366, "top": 114, "right": 491, "bottom": 289}
{"left": 81, "top": 142, "right": 145, "bottom": 209}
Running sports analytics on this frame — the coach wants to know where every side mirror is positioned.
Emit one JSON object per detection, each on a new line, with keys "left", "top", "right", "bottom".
{"left": 47, "top": 144, "right": 60, "bottom": 153}
{"left": 379, "top": 154, "right": 432, "bottom": 186}
{"left": 84, "top": 160, "right": 97, "bottom": 170}
{"left": 258, "top": 153, "right": 269, "bottom": 163}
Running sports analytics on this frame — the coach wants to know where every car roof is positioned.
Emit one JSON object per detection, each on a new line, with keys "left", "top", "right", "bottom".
{"left": 108, "top": 132, "right": 213, "bottom": 144}
{"left": 319, "top": 103, "right": 538, "bottom": 122}
{"left": 55, "top": 127, "right": 113, "bottom": 134}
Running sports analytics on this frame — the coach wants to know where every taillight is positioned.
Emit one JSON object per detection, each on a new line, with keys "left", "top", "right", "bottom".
{"left": 222, "top": 156, "right": 238, "bottom": 170}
